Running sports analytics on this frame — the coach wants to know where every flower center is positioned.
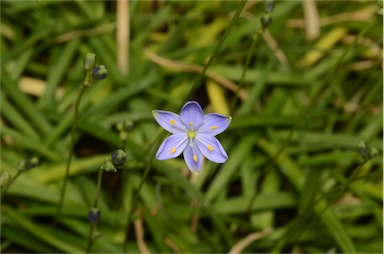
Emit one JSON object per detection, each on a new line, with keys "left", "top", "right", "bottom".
{"left": 188, "top": 131, "right": 196, "bottom": 139}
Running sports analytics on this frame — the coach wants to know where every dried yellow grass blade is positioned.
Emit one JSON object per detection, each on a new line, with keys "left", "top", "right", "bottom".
{"left": 19, "top": 76, "right": 64, "bottom": 100}
{"left": 116, "top": 0, "right": 130, "bottom": 76}
{"left": 302, "top": 0, "right": 320, "bottom": 41}
{"left": 228, "top": 228, "right": 272, "bottom": 254}
{"left": 206, "top": 80, "right": 230, "bottom": 115}
{"left": 299, "top": 27, "right": 347, "bottom": 67}
{"left": 144, "top": 50, "right": 247, "bottom": 101}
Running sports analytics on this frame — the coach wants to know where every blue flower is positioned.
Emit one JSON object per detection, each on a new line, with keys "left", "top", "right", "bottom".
{"left": 153, "top": 101, "right": 232, "bottom": 174}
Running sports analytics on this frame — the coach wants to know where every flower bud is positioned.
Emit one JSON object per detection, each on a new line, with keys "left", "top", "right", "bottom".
{"left": 26, "top": 156, "right": 39, "bottom": 170}
{"left": 265, "top": 0, "right": 274, "bottom": 13}
{"left": 369, "top": 147, "right": 379, "bottom": 158}
{"left": 84, "top": 53, "right": 96, "bottom": 71}
{"left": 17, "top": 160, "right": 26, "bottom": 171}
{"left": 101, "top": 159, "right": 117, "bottom": 172}
{"left": 111, "top": 149, "right": 127, "bottom": 166}
{"left": 260, "top": 13, "right": 272, "bottom": 30}
{"left": 116, "top": 120, "right": 134, "bottom": 133}
{"left": 124, "top": 120, "right": 134, "bottom": 132}
{"left": 116, "top": 120, "right": 134, "bottom": 141}
{"left": 17, "top": 156, "right": 39, "bottom": 171}
{"left": 0, "top": 172, "right": 10, "bottom": 189}
{"left": 92, "top": 65, "right": 108, "bottom": 80}
{"left": 89, "top": 208, "right": 101, "bottom": 224}
{"left": 357, "top": 141, "right": 379, "bottom": 161}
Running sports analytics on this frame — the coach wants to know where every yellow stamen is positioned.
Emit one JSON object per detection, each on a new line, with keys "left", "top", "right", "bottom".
{"left": 170, "top": 147, "right": 176, "bottom": 154}
{"left": 169, "top": 119, "right": 176, "bottom": 125}
{"left": 189, "top": 122, "right": 193, "bottom": 126}
{"left": 207, "top": 145, "right": 214, "bottom": 151}
{"left": 211, "top": 126, "right": 218, "bottom": 130}
{"left": 193, "top": 154, "right": 198, "bottom": 162}
{"left": 188, "top": 131, "right": 196, "bottom": 139}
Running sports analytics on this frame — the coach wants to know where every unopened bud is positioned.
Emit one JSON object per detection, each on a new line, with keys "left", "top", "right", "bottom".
{"left": 89, "top": 208, "right": 101, "bottom": 224}
{"left": 369, "top": 147, "right": 379, "bottom": 158}
{"left": 26, "top": 157, "right": 39, "bottom": 170}
{"left": 260, "top": 13, "right": 272, "bottom": 30}
{"left": 265, "top": 0, "right": 274, "bottom": 13}
{"left": 116, "top": 120, "right": 134, "bottom": 133}
{"left": 101, "top": 159, "right": 116, "bottom": 172}
{"left": 17, "top": 156, "right": 39, "bottom": 171}
{"left": 116, "top": 120, "right": 134, "bottom": 140}
{"left": 357, "top": 141, "right": 379, "bottom": 161}
{"left": 92, "top": 65, "right": 108, "bottom": 80}
{"left": 111, "top": 149, "right": 127, "bottom": 166}
{"left": 84, "top": 53, "right": 96, "bottom": 71}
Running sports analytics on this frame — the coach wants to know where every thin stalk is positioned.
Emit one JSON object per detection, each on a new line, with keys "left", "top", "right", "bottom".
{"left": 0, "top": 171, "right": 22, "bottom": 200}
{"left": 86, "top": 168, "right": 104, "bottom": 253}
{"left": 93, "top": 167, "right": 104, "bottom": 209}
{"left": 230, "top": 32, "right": 259, "bottom": 115}
{"left": 54, "top": 85, "right": 89, "bottom": 226}
{"left": 186, "top": 0, "right": 246, "bottom": 99}
{"left": 118, "top": 135, "right": 128, "bottom": 209}
{"left": 122, "top": 131, "right": 166, "bottom": 252}
{"left": 86, "top": 224, "right": 97, "bottom": 254}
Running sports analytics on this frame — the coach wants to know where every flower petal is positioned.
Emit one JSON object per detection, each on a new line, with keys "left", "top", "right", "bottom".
{"left": 197, "top": 113, "right": 232, "bottom": 136}
{"left": 180, "top": 101, "right": 204, "bottom": 130}
{"left": 156, "top": 133, "right": 188, "bottom": 160}
{"left": 183, "top": 140, "right": 204, "bottom": 174}
{"left": 195, "top": 134, "right": 228, "bottom": 163}
{"left": 153, "top": 110, "right": 187, "bottom": 133}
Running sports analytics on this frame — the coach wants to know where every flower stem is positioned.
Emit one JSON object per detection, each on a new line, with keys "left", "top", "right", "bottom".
{"left": 86, "top": 167, "right": 104, "bottom": 253}
{"left": 122, "top": 131, "right": 166, "bottom": 252}
{"left": 230, "top": 32, "right": 259, "bottom": 115}
{"left": 86, "top": 223, "right": 97, "bottom": 254}
{"left": 53, "top": 85, "right": 89, "bottom": 227}
{"left": 186, "top": 0, "right": 246, "bottom": 99}
{"left": 0, "top": 171, "right": 21, "bottom": 200}
{"left": 93, "top": 167, "right": 104, "bottom": 208}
